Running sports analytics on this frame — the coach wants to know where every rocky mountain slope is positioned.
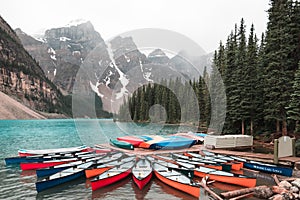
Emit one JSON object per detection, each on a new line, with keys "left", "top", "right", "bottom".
{"left": 0, "top": 15, "right": 69, "bottom": 116}
{"left": 17, "top": 20, "right": 212, "bottom": 113}
{"left": 0, "top": 91, "right": 46, "bottom": 119}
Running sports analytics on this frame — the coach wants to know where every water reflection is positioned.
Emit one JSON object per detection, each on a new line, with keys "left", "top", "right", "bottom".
{"left": 131, "top": 177, "right": 153, "bottom": 200}
{"left": 91, "top": 177, "right": 131, "bottom": 199}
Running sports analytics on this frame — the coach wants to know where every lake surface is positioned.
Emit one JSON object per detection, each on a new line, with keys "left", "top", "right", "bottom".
{"left": 0, "top": 119, "right": 274, "bottom": 199}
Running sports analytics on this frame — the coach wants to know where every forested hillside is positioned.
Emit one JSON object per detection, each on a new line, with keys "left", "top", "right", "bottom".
{"left": 118, "top": 0, "right": 300, "bottom": 136}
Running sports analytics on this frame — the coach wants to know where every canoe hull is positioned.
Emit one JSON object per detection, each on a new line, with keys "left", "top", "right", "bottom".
{"left": 19, "top": 145, "right": 89, "bottom": 156}
{"left": 21, "top": 160, "right": 75, "bottom": 170}
{"left": 117, "top": 136, "right": 144, "bottom": 147}
{"left": 243, "top": 162, "right": 293, "bottom": 177}
{"left": 35, "top": 171, "right": 84, "bottom": 192}
{"left": 194, "top": 170, "right": 256, "bottom": 188}
{"left": 91, "top": 169, "right": 131, "bottom": 191}
{"left": 36, "top": 167, "right": 69, "bottom": 178}
{"left": 110, "top": 139, "right": 134, "bottom": 150}
{"left": 133, "top": 172, "right": 153, "bottom": 190}
{"left": 5, "top": 157, "right": 49, "bottom": 165}
{"left": 154, "top": 171, "right": 200, "bottom": 198}
{"left": 85, "top": 167, "right": 111, "bottom": 178}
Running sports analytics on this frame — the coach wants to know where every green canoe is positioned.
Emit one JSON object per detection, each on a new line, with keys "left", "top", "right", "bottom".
{"left": 110, "top": 139, "right": 134, "bottom": 150}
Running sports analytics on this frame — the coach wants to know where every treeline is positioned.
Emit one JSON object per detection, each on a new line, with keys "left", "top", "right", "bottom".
{"left": 118, "top": 77, "right": 210, "bottom": 127}
{"left": 118, "top": 0, "right": 300, "bottom": 136}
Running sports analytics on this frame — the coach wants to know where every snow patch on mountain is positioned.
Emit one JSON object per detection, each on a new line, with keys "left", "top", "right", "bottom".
{"left": 66, "top": 19, "right": 89, "bottom": 27}
{"left": 48, "top": 47, "right": 56, "bottom": 54}
{"left": 140, "top": 60, "right": 153, "bottom": 82}
{"left": 104, "top": 71, "right": 114, "bottom": 86}
{"left": 90, "top": 81, "right": 104, "bottom": 98}
{"left": 50, "top": 55, "right": 56, "bottom": 60}
{"left": 106, "top": 42, "right": 129, "bottom": 99}
{"left": 60, "top": 37, "right": 71, "bottom": 42}
{"left": 34, "top": 37, "right": 46, "bottom": 43}
{"left": 124, "top": 54, "right": 130, "bottom": 63}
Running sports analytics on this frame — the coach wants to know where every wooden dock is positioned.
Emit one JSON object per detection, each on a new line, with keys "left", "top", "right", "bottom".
{"left": 95, "top": 143, "right": 300, "bottom": 166}
{"left": 95, "top": 143, "right": 202, "bottom": 155}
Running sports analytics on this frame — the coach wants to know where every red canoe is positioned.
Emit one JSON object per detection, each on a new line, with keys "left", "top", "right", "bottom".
{"left": 91, "top": 161, "right": 135, "bottom": 191}
{"left": 117, "top": 136, "right": 144, "bottom": 147}
{"left": 85, "top": 155, "right": 134, "bottom": 178}
{"left": 153, "top": 163, "right": 200, "bottom": 198}
{"left": 132, "top": 158, "right": 153, "bottom": 190}
{"left": 20, "top": 158, "right": 78, "bottom": 170}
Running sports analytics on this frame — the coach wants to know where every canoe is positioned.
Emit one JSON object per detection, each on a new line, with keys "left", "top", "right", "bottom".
{"left": 18, "top": 145, "right": 89, "bottom": 156}
{"left": 172, "top": 132, "right": 205, "bottom": 143}
{"left": 229, "top": 156, "right": 293, "bottom": 177}
{"left": 243, "top": 160, "right": 293, "bottom": 177}
{"left": 175, "top": 158, "right": 224, "bottom": 171}
{"left": 137, "top": 135, "right": 153, "bottom": 142}
{"left": 185, "top": 152, "right": 241, "bottom": 171}
{"left": 91, "top": 160, "right": 135, "bottom": 191}
{"left": 35, "top": 161, "right": 94, "bottom": 192}
{"left": 110, "top": 139, "right": 134, "bottom": 150}
{"left": 194, "top": 166, "right": 256, "bottom": 188}
{"left": 20, "top": 158, "right": 78, "bottom": 170}
{"left": 36, "top": 153, "right": 108, "bottom": 178}
{"left": 5, "top": 151, "right": 95, "bottom": 165}
{"left": 150, "top": 136, "right": 196, "bottom": 150}
{"left": 148, "top": 157, "right": 194, "bottom": 178}
{"left": 153, "top": 162, "right": 200, "bottom": 198}
{"left": 138, "top": 136, "right": 166, "bottom": 149}
{"left": 141, "top": 136, "right": 196, "bottom": 150}
{"left": 117, "top": 136, "right": 144, "bottom": 147}
{"left": 173, "top": 153, "right": 233, "bottom": 171}
{"left": 85, "top": 156, "right": 135, "bottom": 178}
{"left": 132, "top": 158, "right": 153, "bottom": 189}
{"left": 5, "top": 156, "right": 52, "bottom": 165}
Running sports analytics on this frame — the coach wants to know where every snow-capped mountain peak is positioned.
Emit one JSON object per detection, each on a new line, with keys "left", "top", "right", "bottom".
{"left": 65, "top": 19, "right": 89, "bottom": 27}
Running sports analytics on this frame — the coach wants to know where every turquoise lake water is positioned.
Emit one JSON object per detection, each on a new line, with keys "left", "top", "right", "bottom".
{"left": 0, "top": 119, "right": 274, "bottom": 199}
{"left": 0, "top": 119, "right": 207, "bottom": 200}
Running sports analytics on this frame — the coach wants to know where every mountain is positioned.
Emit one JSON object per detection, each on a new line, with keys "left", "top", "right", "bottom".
{"left": 17, "top": 21, "right": 104, "bottom": 94}
{"left": 17, "top": 20, "right": 212, "bottom": 113}
{"left": 148, "top": 49, "right": 170, "bottom": 64}
{"left": 0, "top": 15, "right": 69, "bottom": 117}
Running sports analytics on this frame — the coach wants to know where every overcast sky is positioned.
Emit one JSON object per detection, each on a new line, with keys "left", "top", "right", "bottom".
{"left": 0, "top": 0, "right": 270, "bottom": 53}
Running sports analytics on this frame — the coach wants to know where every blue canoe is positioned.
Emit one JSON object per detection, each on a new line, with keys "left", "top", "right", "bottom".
{"left": 149, "top": 136, "right": 196, "bottom": 150}
{"left": 243, "top": 161, "right": 293, "bottom": 177}
{"left": 5, "top": 156, "right": 51, "bottom": 165}
{"left": 35, "top": 161, "right": 94, "bottom": 192}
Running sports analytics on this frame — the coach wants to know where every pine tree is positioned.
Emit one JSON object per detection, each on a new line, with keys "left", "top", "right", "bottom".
{"left": 224, "top": 29, "right": 239, "bottom": 134}
{"left": 210, "top": 49, "right": 227, "bottom": 133}
{"left": 263, "top": 0, "right": 296, "bottom": 135}
{"left": 287, "top": 62, "right": 300, "bottom": 133}
{"left": 242, "top": 24, "right": 259, "bottom": 135}
{"left": 235, "top": 18, "right": 247, "bottom": 134}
